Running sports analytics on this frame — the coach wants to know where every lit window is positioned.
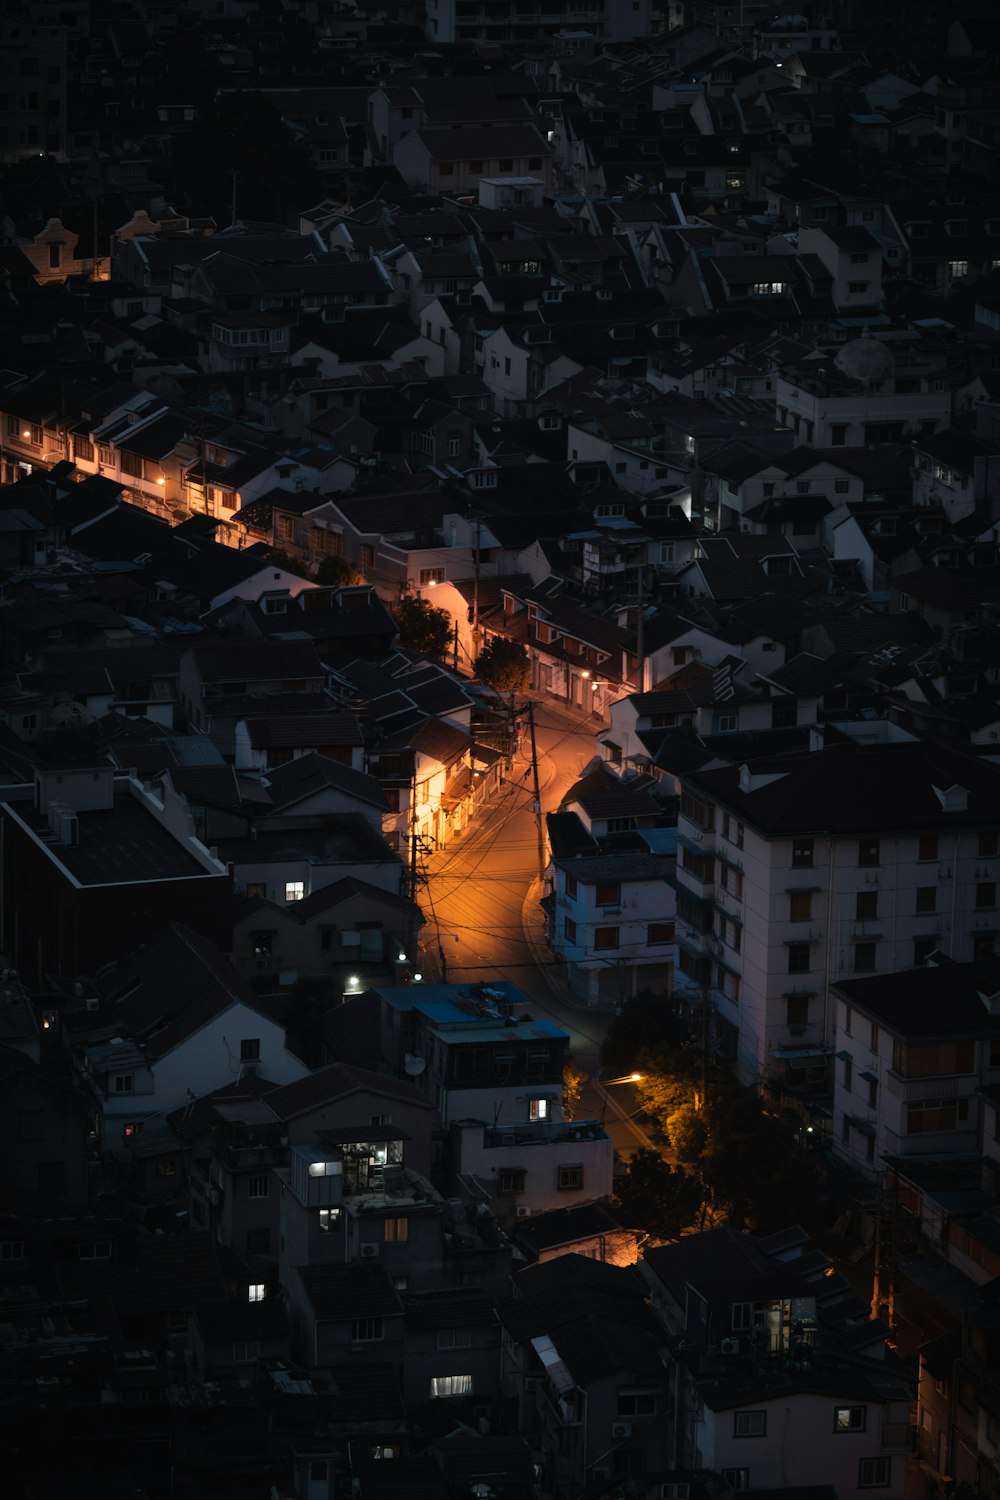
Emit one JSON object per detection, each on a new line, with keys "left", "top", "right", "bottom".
{"left": 835, "top": 1406, "right": 866, "bottom": 1432}
{"left": 285, "top": 880, "right": 305, "bottom": 902}
{"left": 319, "top": 1208, "right": 340, "bottom": 1232}
{"left": 383, "top": 1217, "right": 408, "bottom": 1243}
{"left": 309, "top": 1160, "right": 338, "bottom": 1177}
{"left": 557, "top": 1164, "right": 584, "bottom": 1190}
{"left": 529, "top": 1097, "right": 549, "bottom": 1121}
{"left": 248, "top": 1283, "right": 266, "bottom": 1302}
{"left": 430, "top": 1374, "right": 473, "bottom": 1397}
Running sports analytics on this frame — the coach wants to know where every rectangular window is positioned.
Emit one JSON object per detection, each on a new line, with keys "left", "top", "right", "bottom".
{"left": 241, "top": 1038, "right": 260, "bottom": 1061}
{"left": 856, "top": 891, "right": 878, "bottom": 921}
{"left": 594, "top": 927, "right": 619, "bottom": 950}
{"left": 792, "top": 840, "right": 814, "bottom": 868}
{"left": 383, "top": 1217, "right": 408, "bottom": 1243}
{"left": 789, "top": 890, "right": 812, "bottom": 922}
{"left": 648, "top": 922, "right": 675, "bottom": 944}
{"left": 318, "top": 1208, "right": 340, "bottom": 1232}
{"left": 918, "top": 835, "right": 939, "bottom": 862}
{"left": 834, "top": 478, "right": 850, "bottom": 493}
{"left": 835, "top": 1407, "right": 866, "bottom": 1432}
{"left": 248, "top": 1175, "right": 269, "bottom": 1198}
{"left": 285, "top": 880, "right": 305, "bottom": 902}
{"left": 248, "top": 1283, "right": 266, "bottom": 1302}
{"left": 915, "top": 887, "right": 936, "bottom": 914}
{"left": 419, "top": 567, "right": 445, "bottom": 586}
{"left": 529, "top": 1097, "right": 550, "bottom": 1121}
{"left": 430, "top": 1374, "right": 473, "bottom": 1397}
{"left": 734, "top": 1411, "right": 766, "bottom": 1438}
{"left": 788, "top": 943, "right": 811, "bottom": 975}
{"left": 786, "top": 993, "right": 809, "bottom": 1027}
{"left": 979, "top": 831, "right": 998, "bottom": 858}
{"left": 721, "top": 1471, "right": 750, "bottom": 1492}
{"left": 437, "top": 1328, "right": 473, "bottom": 1350}
{"left": 498, "top": 1167, "right": 526, "bottom": 1193}
{"left": 351, "top": 1317, "right": 384, "bottom": 1342}
{"left": 0, "top": 1242, "right": 25, "bottom": 1261}
{"left": 119, "top": 449, "right": 143, "bottom": 478}
{"left": 596, "top": 881, "right": 620, "bottom": 906}
{"left": 112, "top": 1074, "right": 133, "bottom": 1094}
{"left": 563, "top": 916, "right": 577, "bottom": 943}
{"left": 855, "top": 942, "right": 877, "bottom": 972}
{"left": 557, "top": 1164, "right": 584, "bottom": 1190}
{"left": 858, "top": 839, "right": 880, "bottom": 867}
{"left": 617, "top": 1391, "right": 657, "bottom": 1416}
{"left": 859, "top": 1458, "right": 891, "bottom": 1488}
{"left": 977, "top": 882, "right": 997, "bottom": 909}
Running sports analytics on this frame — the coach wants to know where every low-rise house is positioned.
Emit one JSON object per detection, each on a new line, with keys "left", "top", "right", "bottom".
{"left": 284, "top": 1260, "right": 406, "bottom": 1368}
{"left": 498, "top": 1254, "right": 672, "bottom": 1497}
{"left": 68, "top": 923, "right": 306, "bottom": 1147}
{"left": 642, "top": 1225, "right": 913, "bottom": 1498}
{"left": 0, "top": 764, "right": 232, "bottom": 986}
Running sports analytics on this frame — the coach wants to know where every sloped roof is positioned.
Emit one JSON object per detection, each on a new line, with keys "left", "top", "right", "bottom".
{"left": 101, "top": 923, "right": 272, "bottom": 1060}
{"left": 294, "top": 1261, "right": 404, "bottom": 1321}
{"left": 263, "top": 1060, "right": 432, "bottom": 1119}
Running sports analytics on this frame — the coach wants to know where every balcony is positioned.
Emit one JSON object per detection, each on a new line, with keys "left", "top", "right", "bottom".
{"left": 884, "top": 1070, "right": 977, "bottom": 1102}
{"left": 881, "top": 1422, "right": 913, "bottom": 1453}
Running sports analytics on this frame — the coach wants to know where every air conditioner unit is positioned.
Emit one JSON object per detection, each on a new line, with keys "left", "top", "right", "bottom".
{"left": 360, "top": 1243, "right": 379, "bottom": 1258}
{"left": 720, "top": 1337, "right": 740, "bottom": 1354}
{"left": 611, "top": 1422, "right": 633, "bottom": 1439}
{"left": 242, "top": 1061, "right": 260, "bottom": 1078}
{"left": 515, "top": 1205, "right": 531, "bottom": 1218}
{"left": 85, "top": 996, "right": 100, "bottom": 1012}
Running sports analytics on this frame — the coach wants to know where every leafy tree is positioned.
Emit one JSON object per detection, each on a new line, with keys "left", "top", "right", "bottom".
{"left": 316, "top": 555, "right": 367, "bottom": 587}
{"left": 267, "top": 547, "right": 313, "bottom": 581}
{"left": 563, "top": 1056, "right": 588, "bottom": 1121}
{"left": 392, "top": 589, "right": 452, "bottom": 662}
{"left": 600, "top": 987, "right": 689, "bottom": 1078}
{"left": 615, "top": 1149, "right": 702, "bottom": 1243}
{"left": 475, "top": 636, "right": 530, "bottom": 695}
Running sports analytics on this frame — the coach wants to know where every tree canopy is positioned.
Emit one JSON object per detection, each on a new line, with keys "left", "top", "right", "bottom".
{"left": 475, "top": 636, "right": 530, "bottom": 695}
{"left": 392, "top": 589, "right": 452, "bottom": 662}
{"left": 615, "top": 1149, "right": 702, "bottom": 1243}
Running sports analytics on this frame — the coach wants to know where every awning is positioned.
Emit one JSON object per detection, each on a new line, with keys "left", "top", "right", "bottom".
{"left": 771, "top": 1047, "right": 829, "bottom": 1061}
{"left": 836, "top": 1050, "right": 853, "bottom": 1061}
{"left": 859, "top": 1070, "right": 878, "bottom": 1085}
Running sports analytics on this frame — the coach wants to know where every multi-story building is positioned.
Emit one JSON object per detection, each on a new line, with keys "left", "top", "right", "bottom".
{"left": 372, "top": 980, "right": 614, "bottom": 1219}
{"left": 673, "top": 724, "right": 1000, "bottom": 1084}
{"left": 642, "top": 1224, "right": 913, "bottom": 1500}
{"left": 830, "top": 956, "right": 1000, "bottom": 1190}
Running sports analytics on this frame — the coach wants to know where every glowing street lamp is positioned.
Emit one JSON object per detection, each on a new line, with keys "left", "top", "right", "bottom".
{"left": 605, "top": 1071, "right": 643, "bottom": 1085}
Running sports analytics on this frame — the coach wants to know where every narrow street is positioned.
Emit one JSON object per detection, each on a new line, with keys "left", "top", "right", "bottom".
{"left": 418, "top": 697, "right": 656, "bottom": 1159}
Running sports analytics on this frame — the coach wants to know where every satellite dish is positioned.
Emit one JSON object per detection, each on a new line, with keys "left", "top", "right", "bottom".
{"left": 404, "top": 1053, "right": 427, "bottom": 1076}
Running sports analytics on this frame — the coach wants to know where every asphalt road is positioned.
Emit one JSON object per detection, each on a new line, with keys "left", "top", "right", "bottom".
{"left": 418, "top": 696, "right": 656, "bottom": 1159}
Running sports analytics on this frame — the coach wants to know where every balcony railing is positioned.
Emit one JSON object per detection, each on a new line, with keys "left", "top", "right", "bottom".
{"left": 881, "top": 1422, "right": 914, "bottom": 1452}
{"left": 483, "top": 1119, "right": 608, "bottom": 1148}
{"left": 884, "top": 1070, "right": 977, "bottom": 1102}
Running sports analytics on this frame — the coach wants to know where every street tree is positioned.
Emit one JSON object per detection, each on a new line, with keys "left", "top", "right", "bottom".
{"left": 475, "top": 637, "right": 530, "bottom": 695}
{"left": 393, "top": 589, "right": 452, "bottom": 662}
{"left": 563, "top": 1056, "right": 587, "bottom": 1121}
{"left": 615, "top": 1149, "right": 702, "bottom": 1242}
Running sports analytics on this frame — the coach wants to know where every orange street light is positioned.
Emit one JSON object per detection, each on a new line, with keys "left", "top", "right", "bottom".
{"left": 605, "top": 1071, "right": 643, "bottom": 1085}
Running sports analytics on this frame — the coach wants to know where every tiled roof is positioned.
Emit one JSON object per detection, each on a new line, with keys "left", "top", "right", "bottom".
{"left": 295, "top": 1261, "right": 404, "bottom": 1321}
{"left": 102, "top": 923, "right": 270, "bottom": 1060}
{"left": 263, "top": 1060, "right": 432, "bottom": 1119}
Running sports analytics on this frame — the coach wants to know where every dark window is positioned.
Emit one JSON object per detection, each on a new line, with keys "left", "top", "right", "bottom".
{"left": 557, "top": 1164, "right": 584, "bottom": 1190}
{"left": 854, "top": 942, "right": 877, "bottom": 972}
{"left": 976, "top": 882, "right": 996, "bottom": 909}
{"left": 594, "top": 927, "right": 619, "bottom": 950}
{"left": 979, "top": 831, "right": 999, "bottom": 858}
{"left": 596, "top": 881, "right": 620, "bottom": 906}
{"left": 563, "top": 917, "right": 577, "bottom": 942}
{"left": 915, "top": 887, "right": 936, "bottom": 914}
{"left": 792, "top": 840, "right": 814, "bottom": 868}
{"left": 787, "top": 993, "right": 809, "bottom": 1026}
{"left": 788, "top": 943, "right": 811, "bottom": 974}
{"left": 856, "top": 891, "right": 878, "bottom": 921}
{"left": 858, "top": 839, "right": 880, "bottom": 867}
{"left": 789, "top": 891, "right": 812, "bottom": 922}
{"left": 734, "top": 1411, "right": 766, "bottom": 1437}
{"left": 917, "top": 835, "right": 939, "bottom": 862}
{"left": 240, "top": 1039, "right": 260, "bottom": 1061}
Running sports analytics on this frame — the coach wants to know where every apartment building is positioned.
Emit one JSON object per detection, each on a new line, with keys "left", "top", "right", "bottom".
{"left": 673, "top": 724, "right": 1000, "bottom": 1083}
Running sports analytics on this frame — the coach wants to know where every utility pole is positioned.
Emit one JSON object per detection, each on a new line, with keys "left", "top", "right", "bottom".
{"left": 471, "top": 513, "right": 482, "bottom": 664}
{"left": 526, "top": 701, "right": 545, "bottom": 877}
{"left": 635, "top": 550, "right": 646, "bottom": 694}
{"left": 408, "top": 768, "right": 419, "bottom": 902}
